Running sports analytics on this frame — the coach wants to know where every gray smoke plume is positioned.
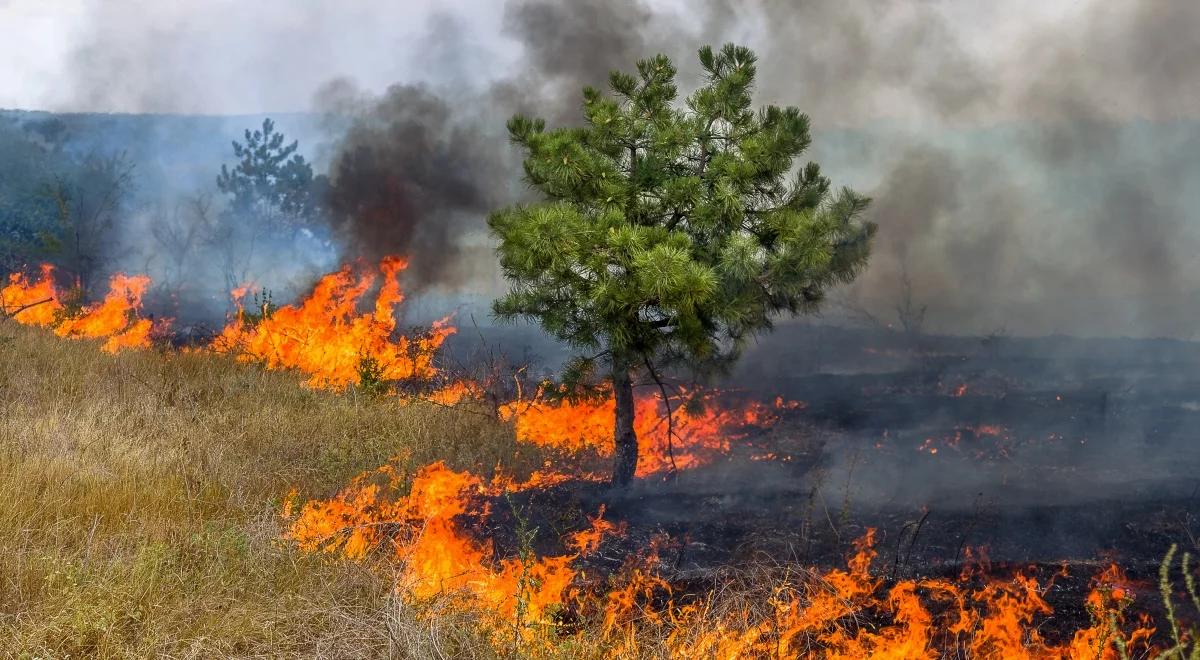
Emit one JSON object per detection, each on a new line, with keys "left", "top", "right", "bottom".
{"left": 722, "top": 0, "right": 1200, "bottom": 338}
{"left": 16, "top": 0, "right": 1200, "bottom": 337}
{"left": 317, "top": 0, "right": 1200, "bottom": 336}
{"left": 861, "top": 1, "right": 1199, "bottom": 338}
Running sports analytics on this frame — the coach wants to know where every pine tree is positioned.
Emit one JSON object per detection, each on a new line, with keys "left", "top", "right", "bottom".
{"left": 216, "top": 118, "right": 319, "bottom": 230}
{"left": 489, "top": 44, "right": 876, "bottom": 485}
{"left": 212, "top": 118, "right": 325, "bottom": 291}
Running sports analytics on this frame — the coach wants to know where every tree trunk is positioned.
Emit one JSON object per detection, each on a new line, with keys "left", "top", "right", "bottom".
{"left": 611, "top": 358, "right": 638, "bottom": 486}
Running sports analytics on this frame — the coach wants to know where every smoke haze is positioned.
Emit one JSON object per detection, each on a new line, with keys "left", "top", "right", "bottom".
{"left": 2, "top": 0, "right": 1198, "bottom": 337}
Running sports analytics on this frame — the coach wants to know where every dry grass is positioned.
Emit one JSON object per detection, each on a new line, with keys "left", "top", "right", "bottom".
{"left": 0, "top": 325, "right": 535, "bottom": 658}
{"left": 4, "top": 325, "right": 1174, "bottom": 659}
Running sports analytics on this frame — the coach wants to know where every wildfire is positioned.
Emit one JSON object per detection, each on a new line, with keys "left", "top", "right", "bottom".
{"left": 288, "top": 460, "right": 615, "bottom": 641}
{"left": 2, "top": 264, "right": 160, "bottom": 352}
{"left": 54, "top": 273, "right": 156, "bottom": 353}
{"left": 1, "top": 264, "right": 63, "bottom": 325}
{"left": 285, "top": 458, "right": 1159, "bottom": 658}
{"left": 499, "top": 388, "right": 786, "bottom": 477}
{"left": 655, "top": 546, "right": 1156, "bottom": 659}
{"left": 214, "top": 257, "right": 456, "bottom": 389}
{"left": 2, "top": 258, "right": 1174, "bottom": 656}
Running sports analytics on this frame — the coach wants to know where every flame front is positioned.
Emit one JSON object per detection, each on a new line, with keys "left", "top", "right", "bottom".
{"left": 1, "top": 259, "right": 1172, "bottom": 656}
{"left": 3, "top": 264, "right": 159, "bottom": 353}
{"left": 500, "top": 388, "right": 783, "bottom": 477}
{"left": 1, "top": 264, "right": 63, "bottom": 326}
{"left": 54, "top": 273, "right": 155, "bottom": 353}
{"left": 288, "top": 461, "right": 612, "bottom": 642}
{"left": 215, "top": 257, "right": 455, "bottom": 389}
{"left": 286, "top": 462, "right": 1159, "bottom": 658}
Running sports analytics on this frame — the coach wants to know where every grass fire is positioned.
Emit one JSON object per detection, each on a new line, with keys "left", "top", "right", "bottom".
{"left": 2, "top": 2, "right": 1200, "bottom": 658}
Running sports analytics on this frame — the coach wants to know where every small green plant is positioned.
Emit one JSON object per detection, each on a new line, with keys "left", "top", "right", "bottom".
{"left": 355, "top": 354, "right": 390, "bottom": 396}
{"left": 1156, "top": 544, "right": 1200, "bottom": 659}
{"left": 57, "top": 284, "right": 87, "bottom": 320}
{"left": 509, "top": 492, "right": 536, "bottom": 636}
{"left": 1081, "top": 578, "right": 1135, "bottom": 660}
{"left": 535, "top": 355, "right": 608, "bottom": 406}
{"left": 241, "top": 289, "right": 276, "bottom": 327}
{"left": 506, "top": 491, "right": 555, "bottom": 645}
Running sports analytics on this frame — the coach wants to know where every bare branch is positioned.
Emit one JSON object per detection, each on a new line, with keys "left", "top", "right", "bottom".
{"left": 0, "top": 297, "right": 55, "bottom": 324}
{"left": 641, "top": 353, "right": 678, "bottom": 478}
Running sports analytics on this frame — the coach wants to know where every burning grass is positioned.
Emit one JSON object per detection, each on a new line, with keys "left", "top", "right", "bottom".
{"left": 282, "top": 457, "right": 1175, "bottom": 658}
{"left": 2, "top": 265, "right": 164, "bottom": 353}
{"left": 0, "top": 323, "right": 534, "bottom": 657}
{"left": 3, "top": 260, "right": 1198, "bottom": 657}
{"left": 214, "top": 256, "right": 456, "bottom": 390}
{"left": 498, "top": 386, "right": 786, "bottom": 478}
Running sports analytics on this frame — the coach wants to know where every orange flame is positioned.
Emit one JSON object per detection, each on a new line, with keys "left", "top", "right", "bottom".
{"left": 4, "top": 264, "right": 158, "bottom": 353}
{"left": 287, "top": 462, "right": 1161, "bottom": 658}
{"left": 54, "top": 274, "right": 155, "bottom": 353}
{"left": 215, "top": 257, "right": 456, "bottom": 389}
{"left": 1, "top": 264, "right": 63, "bottom": 326}
{"left": 287, "top": 460, "right": 621, "bottom": 643}
{"left": 53, "top": 273, "right": 155, "bottom": 353}
{"left": 499, "top": 388, "right": 778, "bottom": 477}
{"left": 645, "top": 530, "right": 1155, "bottom": 659}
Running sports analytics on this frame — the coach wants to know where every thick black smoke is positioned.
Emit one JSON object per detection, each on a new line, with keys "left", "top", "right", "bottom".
{"left": 320, "top": 81, "right": 505, "bottom": 289}
{"left": 319, "top": 0, "right": 668, "bottom": 291}
{"left": 499, "top": 0, "right": 657, "bottom": 123}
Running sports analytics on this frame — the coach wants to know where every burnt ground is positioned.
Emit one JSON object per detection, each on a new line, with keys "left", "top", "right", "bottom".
{"left": 476, "top": 325, "right": 1200, "bottom": 643}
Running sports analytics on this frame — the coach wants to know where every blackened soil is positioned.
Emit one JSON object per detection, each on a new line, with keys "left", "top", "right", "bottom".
{"left": 479, "top": 327, "right": 1200, "bottom": 647}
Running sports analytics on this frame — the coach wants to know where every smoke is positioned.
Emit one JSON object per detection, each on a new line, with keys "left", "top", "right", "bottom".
{"left": 725, "top": 0, "right": 1200, "bottom": 338}
{"left": 8, "top": 0, "right": 1199, "bottom": 337}
{"left": 317, "top": 0, "right": 671, "bottom": 292}
{"left": 498, "top": 0, "right": 658, "bottom": 123}
{"left": 319, "top": 81, "right": 506, "bottom": 290}
{"left": 21, "top": 2, "right": 457, "bottom": 116}
{"left": 315, "top": 0, "right": 1200, "bottom": 336}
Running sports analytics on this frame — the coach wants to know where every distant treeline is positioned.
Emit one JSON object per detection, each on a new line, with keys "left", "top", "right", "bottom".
{"left": 0, "top": 111, "right": 333, "bottom": 320}
{"left": 0, "top": 110, "right": 325, "bottom": 259}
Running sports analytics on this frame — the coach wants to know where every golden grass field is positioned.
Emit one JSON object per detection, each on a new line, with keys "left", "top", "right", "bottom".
{"left": 0, "top": 323, "right": 537, "bottom": 658}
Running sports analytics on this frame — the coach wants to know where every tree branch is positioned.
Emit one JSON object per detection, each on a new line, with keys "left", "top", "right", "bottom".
{"left": 641, "top": 353, "right": 678, "bottom": 478}
{"left": 0, "top": 298, "right": 54, "bottom": 323}
{"left": 665, "top": 209, "right": 685, "bottom": 231}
